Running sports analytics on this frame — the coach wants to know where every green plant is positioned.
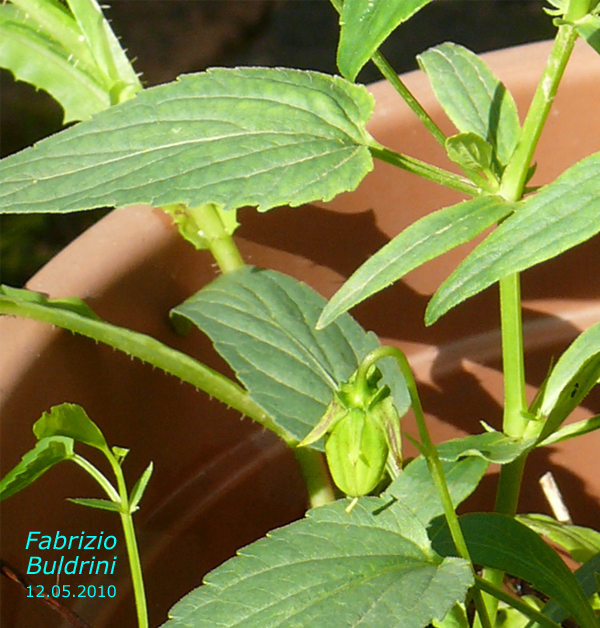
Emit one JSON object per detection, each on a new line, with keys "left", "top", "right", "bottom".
{"left": 1, "top": 0, "right": 600, "bottom": 627}
{"left": 0, "top": 403, "right": 153, "bottom": 628}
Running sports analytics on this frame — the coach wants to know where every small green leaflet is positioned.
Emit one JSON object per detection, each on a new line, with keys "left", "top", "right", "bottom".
{"left": 426, "top": 151, "right": 600, "bottom": 324}
{"left": 0, "top": 436, "right": 74, "bottom": 501}
{"left": 171, "top": 267, "right": 410, "bottom": 444}
{"left": 541, "top": 415, "right": 600, "bottom": 446}
{"left": 417, "top": 43, "right": 521, "bottom": 172}
{"left": 575, "top": 13, "right": 600, "bottom": 55}
{"left": 129, "top": 462, "right": 154, "bottom": 513}
{"left": 0, "top": 67, "right": 375, "bottom": 216}
{"left": 0, "top": 0, "right": 141, "bottom": 123}
{"left": 538, "top": 321, "right": 600, "bottom": 438}
{"left": 67, "top": 497, "right": 121, "bottom": 512}
{"left": 33, "top": 402, "right": 110, "bottom": 454}
{"left": 0, "top": 1, "right": 109, "bottom": 122}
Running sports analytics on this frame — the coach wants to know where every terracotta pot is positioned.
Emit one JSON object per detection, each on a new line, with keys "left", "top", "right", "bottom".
{"left": 1, "top": 40, "right": 599, "bottom": 627}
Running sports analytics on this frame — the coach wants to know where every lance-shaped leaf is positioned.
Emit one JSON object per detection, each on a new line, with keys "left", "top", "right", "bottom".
{"left": 129, "top": 461, "right": 154, "bottom": 513}
{"left": 537, "top": 321, "right": 600, "bottom": 439}
{"left": 33, "top": 402, "right": 110, "bottom": 454}
{"left": 162, "top": 495, "right": 472, "bottom": 628}
{"left": 431, "top": 513, "right": 599, "bottom": 628}
{"left": 67, "top": 497, "right": 121, "bottom": 512}
{"left": 518, "top": 514, "right": 600, "bottom": 563}
{"left": 435, "top": 431, "right": 536, "bottom": 465}
{"left": 0, "top": 436, "right": 74, "bottom": 501}
{"left": 0, "top": 67, "right": 375, "bottom": 215}
{"left": 541, "top": 415, "right": 600, "bottom": 446}
{"left": 426, "top": 151, "right": 600, "bottom": 324}
{"left": 318, "top": 195, "right": 513, "bottom": 328}
{"left": 337, "top": 0, "right": 433, "bottom": 80}
{"left": 171, "top": 267, "right": 410, "bottom": 445}
{"left": 386, "top": 455, "right": 489, "bottom": 547}
{"left": 418, "top": 43, "right": 521, "bottom": 170}
{"left": 537, "top": 553, "right": 600, "bottom": 626}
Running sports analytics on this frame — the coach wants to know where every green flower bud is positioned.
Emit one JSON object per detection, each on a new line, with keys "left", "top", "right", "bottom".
{"left": 325, "top": 407, "right": 388, "bottom": 497}
{"left": 298, "top": 365, "right": 403, "bottom": 500}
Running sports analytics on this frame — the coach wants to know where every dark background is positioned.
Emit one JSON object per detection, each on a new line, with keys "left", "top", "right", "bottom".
{"left": 0, "top": 0, "right": 556, "bottom": 285}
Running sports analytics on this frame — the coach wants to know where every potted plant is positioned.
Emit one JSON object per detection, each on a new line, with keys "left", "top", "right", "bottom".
{"left": 1, "top": 0, "right": 599, "bottom": 627}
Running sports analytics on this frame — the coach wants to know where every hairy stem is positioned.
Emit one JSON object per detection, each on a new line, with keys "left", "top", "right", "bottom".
{"left": 0, "top": 296, "right": 288, "bottom": 444}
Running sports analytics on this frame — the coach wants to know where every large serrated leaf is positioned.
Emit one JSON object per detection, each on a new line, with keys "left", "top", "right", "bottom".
{"left": 318, "top": 195, "right": 513, "bottom": 328}
{"left": 337, "top": 0, "right": 433, "bottom": 80}
{"left": 431, "top": 513, "right": 599, "bottom": 628}
{"left": 417, "top": 43, "right": 521, "bottom": 169}
{"left": 162, "top": 498, "right": 472, "bottom": 628}
{"left": 0, "top": 67, "right": 374, "bottom": 214}
{"left": 171, "top": 267, "right": 410, "bottom": 444}
{"left": 0, "top": 436, "right": 74, "bottom": 501}
{"left": 385, "top": 455, "right": 489, "bottom": 547}
{"left": 426, "top": 152, "right": 600, "bottom": 324}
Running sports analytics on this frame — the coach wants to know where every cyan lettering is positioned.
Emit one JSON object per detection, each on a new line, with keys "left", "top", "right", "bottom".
{"left": 53, "top": 531, "right": 66, "bottom": 550}
{"left": 26, "top": 556, "right": 41, "bottom": 574}
{"left": 25, "top": 531, "right": 40, "bottom": 549}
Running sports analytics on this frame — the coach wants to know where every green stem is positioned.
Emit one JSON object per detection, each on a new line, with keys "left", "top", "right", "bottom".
{"left": 500, "top": 24, "right": 578, "bottom": 202}
{"left": 71, "top": 454, "right": 120, "bottom": 502}
{"left": 370, "top": 51, "right": 447, "bottom": 147}
{"left": 118, "top": 509, "right": 148, "bottom": 628}
{"left": 479, "top": 26, "right": 579, "bottom": 625}
{"left": 294, "top": 448, "right": 336, "bottom": 508}
{"left": 188, "top": 204, "right": 245, "bottom": 274}
{"left": 474, "top": 576, "right": 563, "bottom": 628}
{"left": 369, "top": 144, "right": 479, "bottom": 196}
{"left": 0, "top": 297, "right": 289, "bottom": 444}
{"left": 328, "top": 0, "right": 445, "bottom": 144}
{"left": 357, "top": 346, "right": 492, "bottom": 628}
{"left": 108, "top": 455, "right": 148, "bottom": 628}
{"left": 500, "top": 273, "right": 528, "bottom": 438}
{"left": 73, "top": 450, "right": 149, "bottom": 628}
